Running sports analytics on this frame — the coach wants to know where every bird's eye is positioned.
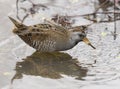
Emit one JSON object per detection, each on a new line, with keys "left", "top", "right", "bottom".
{"left": 79, "top": 34, "right": 83, "bottom": 37}
{"left": 79, "top": 34, "right": 85, "bottom": 38}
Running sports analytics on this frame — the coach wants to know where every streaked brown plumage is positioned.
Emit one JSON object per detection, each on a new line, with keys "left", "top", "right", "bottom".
{"left": 9, "top": 17, "right": 95, "bottom": 52}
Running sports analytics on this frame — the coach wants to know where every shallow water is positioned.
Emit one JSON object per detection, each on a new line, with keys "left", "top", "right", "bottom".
{"left": 1, "top": 0, "right": 120, "bottom": 89}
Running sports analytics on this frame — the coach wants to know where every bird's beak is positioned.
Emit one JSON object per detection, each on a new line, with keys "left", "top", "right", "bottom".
{"left": 82, "top": 37, "right": 96, "bottom": 49}
{"left": 9, "top": 16, "right": 21, "bottom": 28}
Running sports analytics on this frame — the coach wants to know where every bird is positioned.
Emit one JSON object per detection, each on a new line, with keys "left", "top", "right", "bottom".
{"left": 9, "top": 17, "right": 95, "bottom": 52}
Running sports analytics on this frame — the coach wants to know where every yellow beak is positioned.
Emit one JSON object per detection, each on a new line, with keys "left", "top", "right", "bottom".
{"left": 82, "top": 37, "right": 96, "bottom": 49}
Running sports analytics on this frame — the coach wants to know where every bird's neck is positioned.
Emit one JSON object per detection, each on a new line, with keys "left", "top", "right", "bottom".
{"left": 66, "top": 35, "right": 79, "bottom": 49}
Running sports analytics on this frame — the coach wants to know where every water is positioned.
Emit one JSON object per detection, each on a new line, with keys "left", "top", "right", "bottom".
{"left": 1, "top": 0, "right": 120, "bottom": 89}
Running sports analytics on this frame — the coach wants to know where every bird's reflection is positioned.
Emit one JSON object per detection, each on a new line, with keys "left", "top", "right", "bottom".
{"left": 12, "top": 51, "right": 88, "bottom": 82}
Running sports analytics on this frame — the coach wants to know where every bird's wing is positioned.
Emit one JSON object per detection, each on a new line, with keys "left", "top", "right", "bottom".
{"left": 24, "top": 27, "right": 59, "bottom": 41}
{"left": 17, "top": 24, "right": 68, "bottom": 44}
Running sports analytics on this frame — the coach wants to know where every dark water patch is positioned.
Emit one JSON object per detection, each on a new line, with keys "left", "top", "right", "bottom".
{"left": 11, "top": 51, "right": 88, "bottom": 83}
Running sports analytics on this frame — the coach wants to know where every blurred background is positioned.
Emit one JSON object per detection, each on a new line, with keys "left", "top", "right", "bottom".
{"left": 0, "top": 0, "right": 120, "bottom": 89}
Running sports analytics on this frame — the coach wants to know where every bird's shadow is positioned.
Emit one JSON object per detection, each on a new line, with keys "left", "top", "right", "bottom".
{"left": 11, "top": 51, "right": 88, "bottom": 83}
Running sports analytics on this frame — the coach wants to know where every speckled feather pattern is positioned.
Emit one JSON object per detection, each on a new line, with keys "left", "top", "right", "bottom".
{"left": 18, "top": 24, "right": 70, "bottom": 52}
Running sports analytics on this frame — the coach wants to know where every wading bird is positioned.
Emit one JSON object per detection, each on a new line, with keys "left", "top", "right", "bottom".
{"left": 9, "top": 17, "right": 95, "bottom": 52}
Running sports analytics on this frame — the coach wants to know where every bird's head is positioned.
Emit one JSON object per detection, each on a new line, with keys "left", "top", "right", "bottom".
{"left": 69, "top": 27, "right": 96, "bottom": 49}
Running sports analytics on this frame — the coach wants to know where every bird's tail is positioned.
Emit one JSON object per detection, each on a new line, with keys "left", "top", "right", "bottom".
{"left": 9, "top": 17, "right": 27, "bottom": 34}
